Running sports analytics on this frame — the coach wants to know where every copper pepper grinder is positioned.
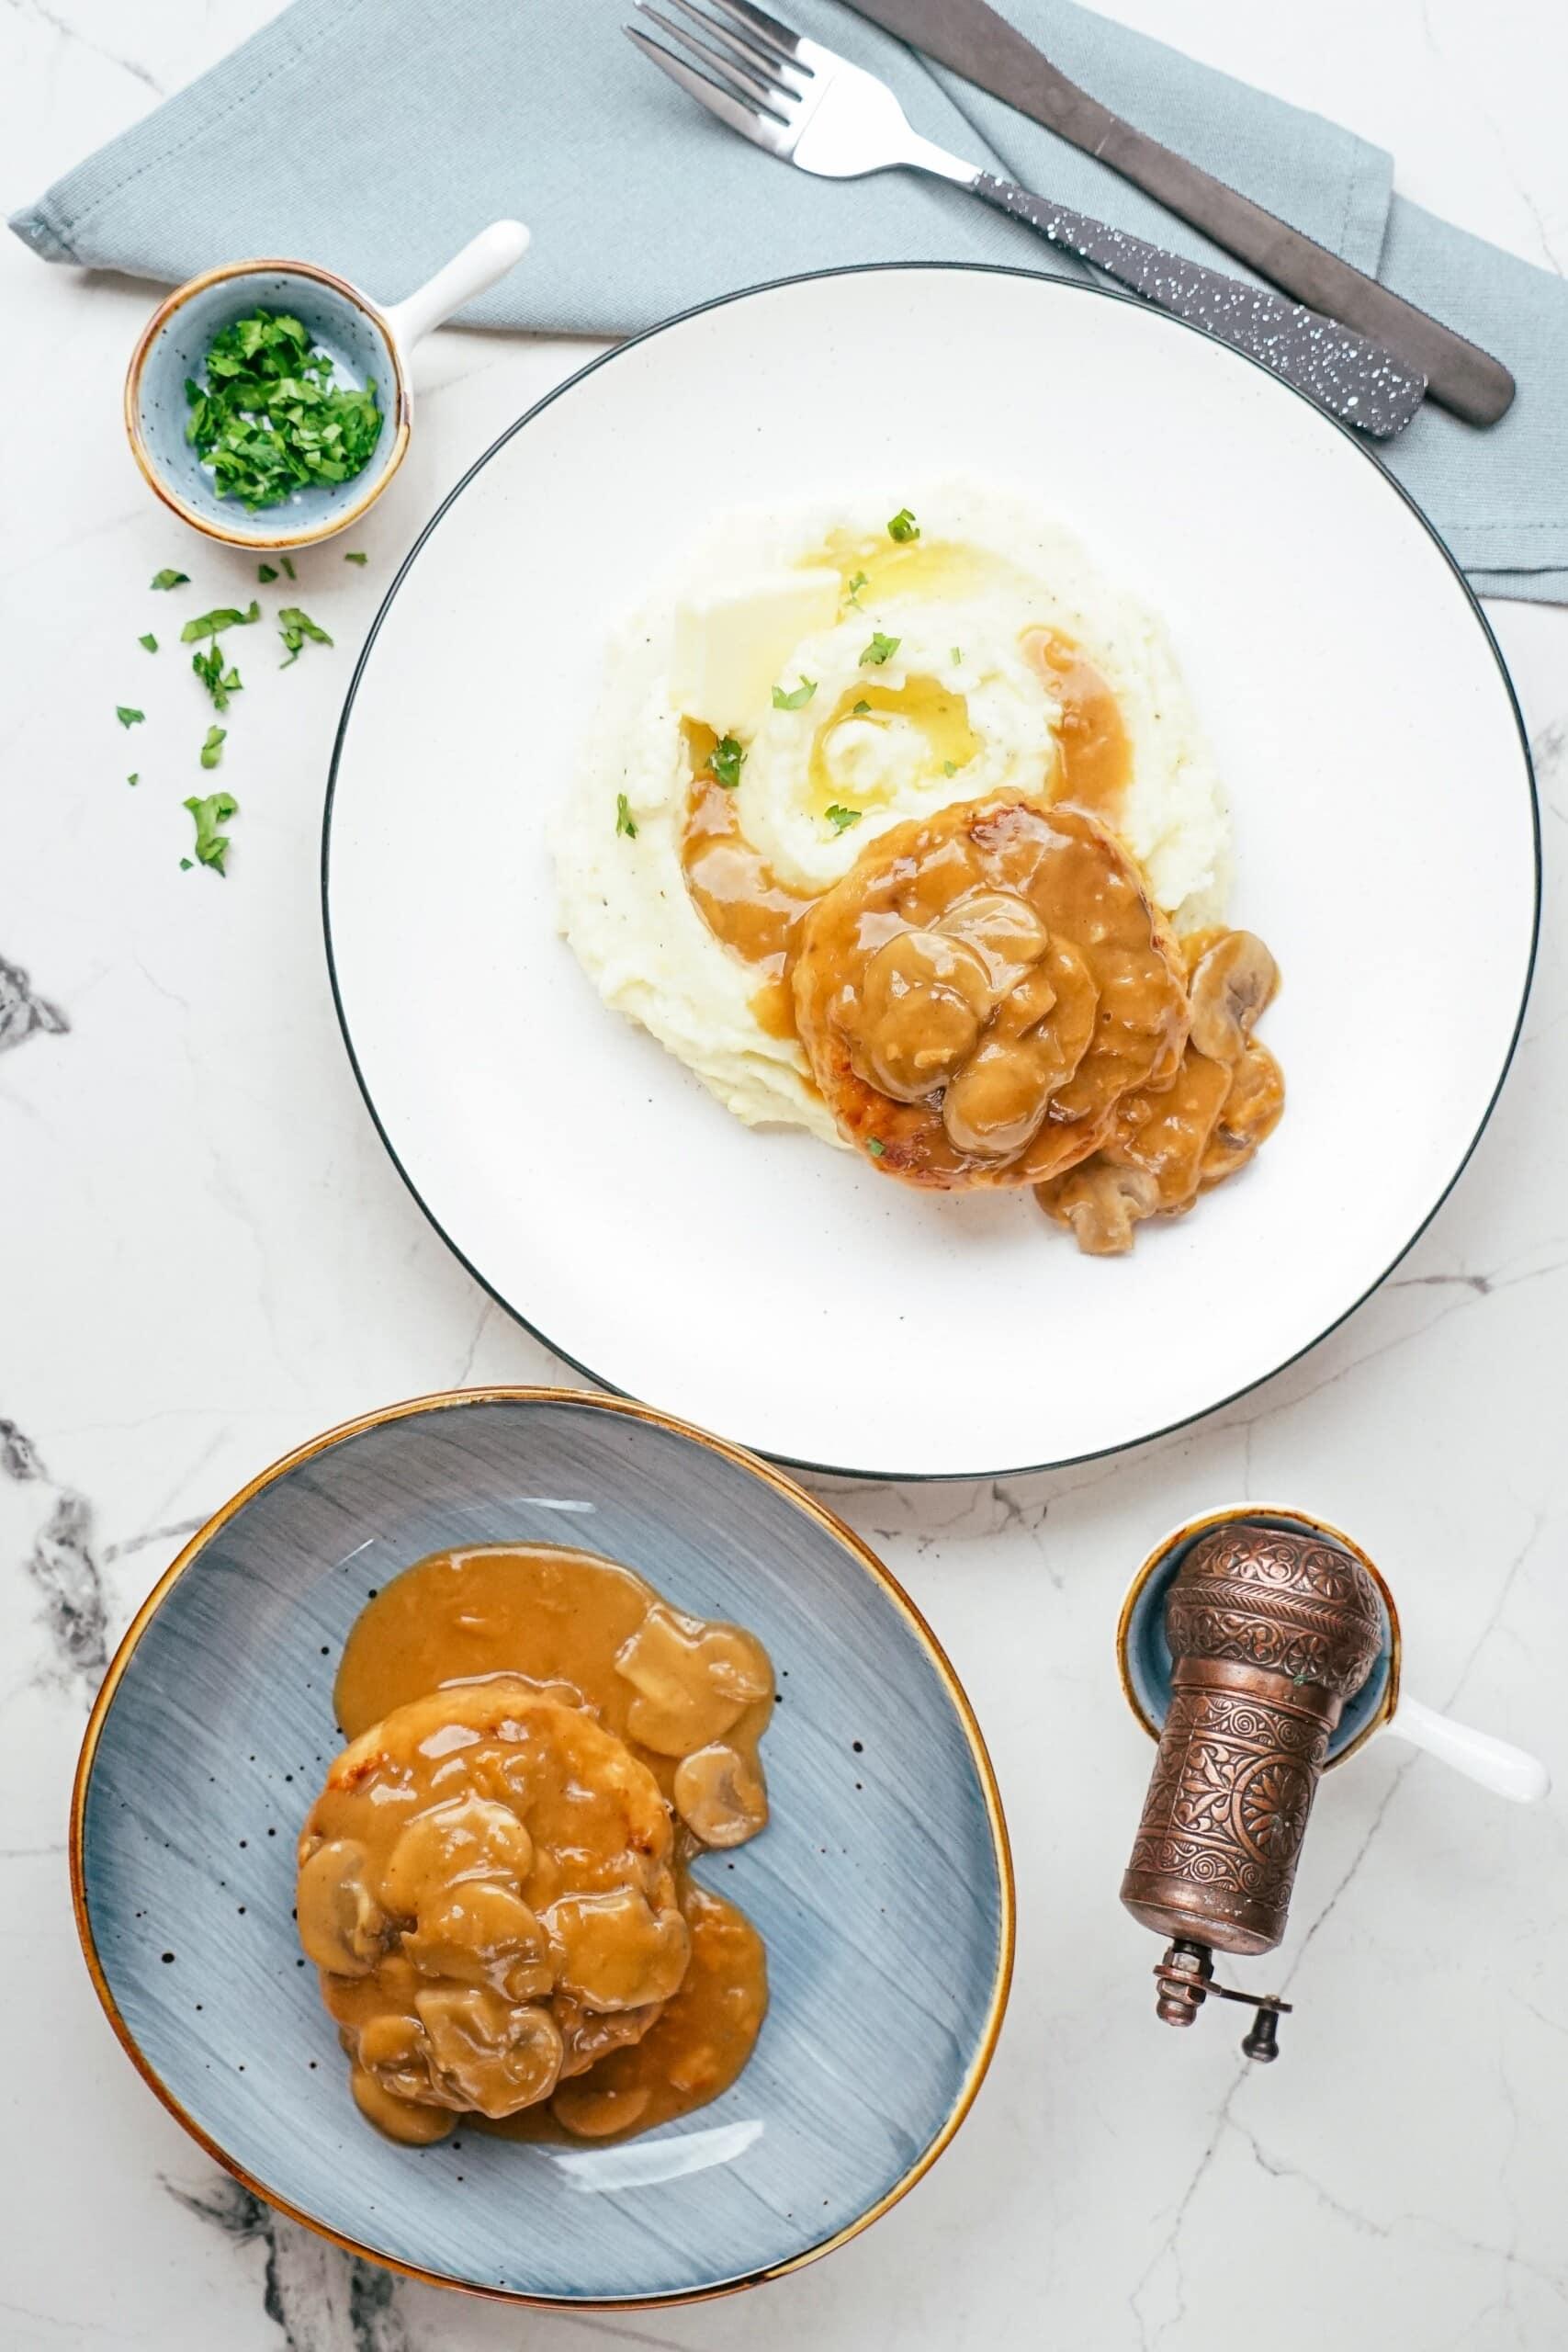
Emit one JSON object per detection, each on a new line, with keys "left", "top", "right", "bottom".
{"left": 1121, "top": 1520, "right": 1385, "bottom": 2061}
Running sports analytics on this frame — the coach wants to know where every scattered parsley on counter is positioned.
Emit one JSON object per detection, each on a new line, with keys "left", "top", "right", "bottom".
{"left": 826, "top": 804, "right": 862, "bottom": 833}
{"left": 887, "top": 507, "right": 919, "bottom": 542}
{"left": 184, "top": 309, "right": 383, "bottom": 512}
{"left": 615, "top": 792, "right": 637, "bottom": 839}
{"left": 281, "top": 555, "right": 297, "bottom": 581}
{"left": 184, "top": 790, "right": 238, "bottom": 874}
{"left": 344, "top": 550, "right": 367, "bottom": 565}
{"left": 199, "top": 725, "right": 227, "bottom": 770}
{"left": 257, "top": 562, "right": 279, "bottom": 582}
{"left": 117, "top": 705, "right": 144, "bottom": 728}
{"left": 860, "top": 632, "right": 899, "bottom": 667}
{"left": 865, "top": 1137, "right": 886, "bottom": 1157}
{"left": 277, "top": 605, "right": 333, "bottom": 666}
{"left": 710, "top": 734, "right": 745, "bottom": 788}
{"left": 139, "top": 632, "right": 158, "bottom": 653}
{"left": 181, "top": 601, "right": 260, "bottom": 645}
{"left": 773, "top": 676, "right": 817, "bottom": 710}
{"left": 127, "top": 773, "right": 139, "bottom": 787}
{"left": 150, "top": 569, "right": 189, "bottom": 590}
{"left": 192, "top": 643, "right": 243, "bottom": 711}
{"left": 844, "top": 570, "right": 868, "bottom": 608}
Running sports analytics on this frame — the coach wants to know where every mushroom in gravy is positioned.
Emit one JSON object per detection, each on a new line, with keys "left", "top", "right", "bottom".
{"left": 299, "top": 1544, "right": 773, "bottom": 2145}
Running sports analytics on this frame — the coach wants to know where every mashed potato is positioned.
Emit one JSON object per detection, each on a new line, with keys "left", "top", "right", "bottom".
{"left": 553, "top": 481, "right": 1232, "bottom": 1140}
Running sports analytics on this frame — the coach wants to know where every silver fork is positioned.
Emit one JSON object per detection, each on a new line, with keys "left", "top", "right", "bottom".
{"left": 626, "top": 0, "right": 1427, "bottom": 439}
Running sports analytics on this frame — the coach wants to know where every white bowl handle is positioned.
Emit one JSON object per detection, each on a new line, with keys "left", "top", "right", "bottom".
{"left": 1386, "top": 1691, "right": 1550, "bottom": 1803}
{"left": 379, "top": 220, "right": 531, "bottom": 353}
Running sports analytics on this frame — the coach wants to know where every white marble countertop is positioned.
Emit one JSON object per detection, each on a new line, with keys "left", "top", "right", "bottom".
{"left": 4, "top": 4, "right": 1567, "bottom": 2346}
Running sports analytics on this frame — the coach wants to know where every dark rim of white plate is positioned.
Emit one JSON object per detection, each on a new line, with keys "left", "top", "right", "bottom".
{"left": 321, "top": 263, "right": 1542, "bottom": 1486}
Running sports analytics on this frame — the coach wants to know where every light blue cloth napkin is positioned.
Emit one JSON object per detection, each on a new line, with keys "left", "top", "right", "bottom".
{"left": 13, "top": 0, "right": 1567, "bottom": 599}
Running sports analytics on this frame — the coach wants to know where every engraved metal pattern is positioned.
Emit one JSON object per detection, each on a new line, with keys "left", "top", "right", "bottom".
{"left": 1167, "top": 1526, "right": 1384, "bottom": 1697}
{"left": 1122, "top": 1522, "right": 1382, "bottom": 1956}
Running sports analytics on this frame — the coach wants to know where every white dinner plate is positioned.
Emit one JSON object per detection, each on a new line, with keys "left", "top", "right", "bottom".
{"left": 324, "top": 266, "right": 1539, "bottom": 1481}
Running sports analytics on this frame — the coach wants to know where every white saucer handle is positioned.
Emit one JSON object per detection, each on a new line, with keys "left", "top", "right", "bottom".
{"left": 379, "top": 220, "right": 531, "bottom": 353}
{"left": 1386, "top": 1691, "right": 1550, "bottom": 1803}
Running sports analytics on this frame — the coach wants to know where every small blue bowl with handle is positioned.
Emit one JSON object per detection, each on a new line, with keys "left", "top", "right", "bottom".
{"left": 72, "top": 1387, "right": 1013, "bottom": 2309}
{"left": 123, "top": 221, "right": 528, "bottom": 551}
{"left": 1119, "top": 1500, "right": 1550, "bottom": 1796}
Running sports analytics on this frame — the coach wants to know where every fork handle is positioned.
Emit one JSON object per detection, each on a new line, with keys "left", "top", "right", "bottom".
{"left": 969, "top": 173, "right": 1427, "bottom": 441}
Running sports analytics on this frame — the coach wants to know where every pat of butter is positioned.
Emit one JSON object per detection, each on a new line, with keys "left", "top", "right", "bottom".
{"left": 671, "top": 569, "right": 840, "bottom": 733}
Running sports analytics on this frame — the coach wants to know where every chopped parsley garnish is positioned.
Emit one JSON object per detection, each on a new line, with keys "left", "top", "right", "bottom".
{"left": 852, "top": 698, "right": 872, "bottom": 716}
{"left": 615, "top": 792, "right": 637, "bottom": 839}
{"left": 772, "top": 676, "right": 817, "bottom": 710}
{"left": 942, "top": 760, "right": 957, "bottom": 776}
{"left": 860, "top": 632, "right": 900, "bottom": 667}
{"left": 865, "top": 1136, "right": 886, "bottom": 1157}
{"left": 139, "top": 632, "right": 158, "bottom": 653}
{"left": 127, "top": 773, "right": 139, "bottom": 787}
{"left": 181, "top": 601, "right": 260, "bottom": 645}
{"left": 281, "top": 555, "right": 297, "bottom": 581}
{"left": 887, "top": 507, "right": 919, "bottom": 542}
{"left": 845, "top": 571, "right": 868, "bottom": 608}
{"left": 116, "top": 706, "right": 144, "bottom": 728}
{"left": 710, "top": 734, "right": 745, "bottom": 788}
{"left": 184, "top": 789, "right": 237, "bottom": 873}
{"left": 825, "top": 804, "right": 863, "bottom": 833}
{"left": 951, "top": 645, "right": 963, "bottom": 664}
{"left": 199, "top": 725, "right": 227, "bottom": 770}
{"left": 184, "top": 309, "right": 383, "bottom": 512}
{"left": 277, "top": 605, "right": 333, "bottom": 666}
{"left": 344, "top": 550, "right": 367, "bottom": 565}
{"left": 150, "top": 569, "right": 188, "bottom": 590}
{"left": 192, "top": 643, "right": 243, "bottom": 711}
{"left": 257, "top": 562, "right": 279, "bottom": 582}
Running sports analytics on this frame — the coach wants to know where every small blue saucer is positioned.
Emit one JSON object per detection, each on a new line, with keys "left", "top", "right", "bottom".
{"left": 1118, "top": 1507, "right": 1399, "bottom": 1767}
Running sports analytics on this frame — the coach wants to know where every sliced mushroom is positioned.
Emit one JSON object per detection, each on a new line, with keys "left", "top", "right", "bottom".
{"left": 552, "top": 1993, "right": 668, "bottom": 2077}
{"left": 543, "top": 1888, "right": 692, "bottom": 2012}
{"left": 550, "top": 2079, "right": 653, "bottom": 2140}
{"left": 1036, "top": 1162, "right": 1161, "bottom": 1256}
{"left": 849, "top": 928, "right": 994, "bottom": 1102}
{"left": 1108, "top": 1047, "right": 1234, "bottom": 1215}
{"left": 297, "top": 1838, "right": 389, "bottom": 1977}
{"left": 1189, "top": 931, "right": 1278, "bottom": 1064}
{"left": 349, "top": 2064, "right": 454, "bottom": 2143}
{"left": 413, "top": 1984, "right": 564, "bottom": 2118}
{"left": 673, "top": 1743, "right": 770, "bottom": 1849}
{"left": 937, "top": 888, "right": 1050, "bottom": 997}
{"left": 378, "top": 1793, "right": 534, "bottom": 1918}
{"left": 402, "top": 1882, "right": 552, "bottom": 1997}
{"left": 1201, "top": 1040, "right": 1285, "bottom": 1185}
{"left": 615, "top": 1606, "right": 772, "bottom": 1755}
{"left": 355, "top": 2006, "right": 433, "bottom": 2100}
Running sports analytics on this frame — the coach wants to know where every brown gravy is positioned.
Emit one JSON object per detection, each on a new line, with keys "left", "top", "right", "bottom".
{"left": 677, "top": 631, "right": 1130, "bottom": 1048}
{"left": 306, "top": 1544, "right": 773, "bottom": 2144}
{"left": 1023, "top": 628, "right": 1132, "bottom": 818}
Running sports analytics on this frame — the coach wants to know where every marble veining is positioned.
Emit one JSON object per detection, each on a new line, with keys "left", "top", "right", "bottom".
{"left": 5, "top": 1, "right": 1568, "bottom": 2346}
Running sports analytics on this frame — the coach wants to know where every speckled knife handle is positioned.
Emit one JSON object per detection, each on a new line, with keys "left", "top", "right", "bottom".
{"left": 972, "top": 173, "right": 1427, "bottom": 440}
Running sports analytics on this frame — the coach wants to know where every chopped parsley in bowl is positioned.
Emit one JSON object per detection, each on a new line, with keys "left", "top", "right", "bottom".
{"left": 185, "top": 309, "right": 383, "bottom": 514}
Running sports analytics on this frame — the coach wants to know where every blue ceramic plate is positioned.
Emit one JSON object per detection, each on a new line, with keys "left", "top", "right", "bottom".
{"left": 73, "top": 1389, "right": 1013, "bottom": 2307}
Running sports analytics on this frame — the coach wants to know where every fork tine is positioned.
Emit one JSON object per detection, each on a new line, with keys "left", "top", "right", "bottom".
{"left": 705, "top": 0, "right": 807, "bottom": 65}
{"left": 645, "top": 0, "right": 796, "bottom": 108}
{"left": 623, "top": 21, "right": 785, "bottom": 149}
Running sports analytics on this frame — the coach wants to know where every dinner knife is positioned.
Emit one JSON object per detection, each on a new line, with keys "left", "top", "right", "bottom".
{"left": 840, "top": 0, "right": 1515, "bottom": 425}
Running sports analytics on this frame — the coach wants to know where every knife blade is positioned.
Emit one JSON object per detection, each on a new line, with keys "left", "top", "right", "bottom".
{"left": 840, "top": 0, "right": 1514, "bottom": 425}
